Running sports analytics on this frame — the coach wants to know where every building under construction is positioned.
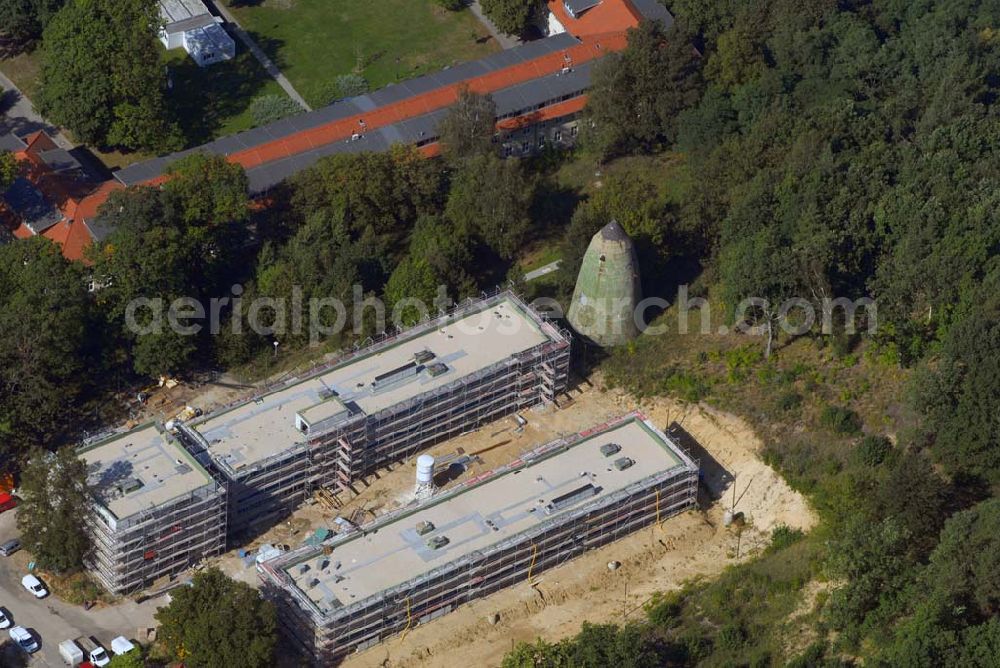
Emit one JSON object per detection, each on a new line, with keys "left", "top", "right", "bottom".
{"left": 79, "top": 423, "right": 227, "bottom": 595}
{"left": 257, "top": 411, "right": 699, "bottom": 664}
{"left": 178, "top": 291, "right": 571, "bottom": 540}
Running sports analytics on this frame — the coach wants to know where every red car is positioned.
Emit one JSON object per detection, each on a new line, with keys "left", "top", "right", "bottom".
{"left": 0, "top": 493, "right": 16, "bottom": 514}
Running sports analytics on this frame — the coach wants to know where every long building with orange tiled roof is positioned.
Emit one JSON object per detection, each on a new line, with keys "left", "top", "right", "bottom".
{"left": 116, "top": 0, "right": 672, "bottom": 193}
{"left": 1, "top": 0, "right": 672, "bottom": 261}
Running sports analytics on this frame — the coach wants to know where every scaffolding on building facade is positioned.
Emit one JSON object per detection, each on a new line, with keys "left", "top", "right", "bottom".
{"left": 257, "top": 413, "right": 700, "bottom": 664}
{"left": 178, "top": 290, "right": 571, "bottom": 543}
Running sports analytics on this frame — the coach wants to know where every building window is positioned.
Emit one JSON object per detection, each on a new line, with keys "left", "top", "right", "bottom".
{"left": 570, "top": 125, "right": 579, "bottom": 137}
{"left": 521, "top": 141, "right": 530, "bottom": 153}
{"left": 538, "top": 136, "right": 546, "bottom": 148}
{"left": 554, "top": 129, "right": 562, "bottom": 142}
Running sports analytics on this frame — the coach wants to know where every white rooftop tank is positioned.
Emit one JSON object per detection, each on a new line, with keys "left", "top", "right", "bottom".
{"left": 415, "top": 454, "right": 436, "bottom": 499}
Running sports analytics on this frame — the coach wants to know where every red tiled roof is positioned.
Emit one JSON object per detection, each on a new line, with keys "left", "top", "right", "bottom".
{"left": 547, "top": 0, "right": 643, "bottom": 36}
{"left": 4, "top": 142, "right": 122, "bottom": 262}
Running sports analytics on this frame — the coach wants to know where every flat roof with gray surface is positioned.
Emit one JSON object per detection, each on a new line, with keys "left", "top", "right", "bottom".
{"left": 79, "top": 423, "right": 215, "bottom": 521}
{"left": 187, "top": 295, "right": 562, "bottom": 473}
{"left": 278, "top": 415, "right": 693, "bottom": 610}
{"left": 159, "top": 0, "right": 212, "bottom": 27}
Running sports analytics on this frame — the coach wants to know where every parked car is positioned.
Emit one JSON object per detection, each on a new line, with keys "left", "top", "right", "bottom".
{"left": 0, "top": 493, "right": 16, "bottom": 514}
{"left": 60, "top": 638, "right": 84, "bottom": 665}
{"left": 0, "top": 608, "right": 10, "bottom": 630}
{"left": 9, "top": 626, "right": 38, "bottom": 653}
{"left": 77, "top": 636, "right": 110, "bottom": 666}
{"left": 21, "top": 574, "right": 47, "bottom": 598}
{"left": 0, "top": 539, "right": 20, "bottom": 557}
{"left": 110, "top": 636, "right": 136, "bottom": 656}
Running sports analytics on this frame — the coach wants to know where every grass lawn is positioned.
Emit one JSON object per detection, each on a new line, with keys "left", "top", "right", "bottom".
{"left": 224, "top": 0, "right": 500, "bottom": 108}
{"left": 0, "top": 49, "right": 43, "bottom": 102}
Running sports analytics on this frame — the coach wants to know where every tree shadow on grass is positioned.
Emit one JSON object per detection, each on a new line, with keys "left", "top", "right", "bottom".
{"left": 166, "top": 38, "right": 289, "bottom": 146}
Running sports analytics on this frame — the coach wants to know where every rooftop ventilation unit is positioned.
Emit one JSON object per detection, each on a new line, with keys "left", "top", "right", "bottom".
{"left": 372, "top": 361, "right": 418, "bottom": 390}
{"left": 426, "top": 362, "right": 448, "bottom": 377}
{"left": 117, "top": 478, "right": 144, "bottom": 495}
{"left": 613, "top": 457, "right": 635, "bottom": 471}
{"left": 600, "top": 443, "right": 621, "bottom": 457}
{"left": 413, "top": 349, "right": 436, "bottom": 364}
{"left": 544, "top": 483, "right": 600, "bottom": 515}
{"left": 426, "top": 535, "right": 450, "bottom": 550}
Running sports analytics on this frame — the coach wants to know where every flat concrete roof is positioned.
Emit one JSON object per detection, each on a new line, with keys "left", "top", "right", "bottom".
{"left": 190, "top": 296, "right": 562, "bottom": 473}
{"left": 281, "top": 416, "right": 691, "bottom": 612}
{"left": 80, "top": 424, "right": 214, "bottom": 521}
{"left": 159, "top": 0, "right": 210, "bottom": 25}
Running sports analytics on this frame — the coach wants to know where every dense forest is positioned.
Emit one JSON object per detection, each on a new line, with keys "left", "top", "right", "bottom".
{"left": 1, "top": 0, "right": 999, "bottom": 664}
{"left": 502, "top": 0, "right": 1000, "bottom": 665}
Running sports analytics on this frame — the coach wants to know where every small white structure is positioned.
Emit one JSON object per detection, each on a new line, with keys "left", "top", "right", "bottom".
{"left": 547, "top": 11, "right": 567, "bottom": 36}
{"left": 159, "top": 0, "right": 235, "bottom": 67}
{"left": 415, "top": 454, "right": 436, "bottom": 500}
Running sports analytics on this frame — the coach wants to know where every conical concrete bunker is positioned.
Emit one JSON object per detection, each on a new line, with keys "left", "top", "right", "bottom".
{"left": 566, "top": 220, "right": 642, "bottom": 346}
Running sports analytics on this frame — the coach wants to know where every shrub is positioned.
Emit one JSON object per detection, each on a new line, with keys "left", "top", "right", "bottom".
{"left": 820, "top": 405, "right": 863, "bottom": 435}
{"left": 855, "top": 434, "right": 892, "bottom": 467}
{"left": 335, "top": 73, "right": 369, "bottom": 99}
{"left": 777, "top": 391, "right": 802, "bottom": 411}
{"left": 725, "top": 345, "right": 763, "bottom": 382}
{"left": 645, "top": 590, "right": 684, "bottom": 627}
{"left": 663, "top": 370, "right": 710, "bottom": 402}
{"left": 435, "top": 0, "right": 465, "bottom": 9}
{"left": 766, "top": 524, "right": 805, "bottom": 553}
{"left": 249, "top": 94, "right": 302, "bottom": 127}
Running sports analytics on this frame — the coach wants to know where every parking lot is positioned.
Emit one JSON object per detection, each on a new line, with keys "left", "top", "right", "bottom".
{"left": 0, "top": 510, "right": 160, "bottom": 666}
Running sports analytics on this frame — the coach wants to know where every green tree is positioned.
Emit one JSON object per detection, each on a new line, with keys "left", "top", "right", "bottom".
{"left": 479, "top": 0, "right": 538, "bottom": 36}
{"left": 384, "top": 256, "right": 440, "bottom": 326}
{"left": 913, "top": 270, "right": 1000, "bottom": 481}
{"left": 437, "top": 87, "right": 497, "bottom": 163}
{"left": 717, "top": 225, "right": 798, "bottom": 358}
{"left": 291, "top": 145, "right": 445, "bottom": 238}
{"left": 0, "top": 237, "right": 91, "bottom": 454}
{"left": 163, "top": 153, "right": 250, "bottom": 226}
{"left": 0, "top": 150, "right": 18, "bottom": 191}
{"left": 38, "top": 0, "right": 181, "bottom": 150}
{"left": 445, "top": 152, "right": 532, "bottom": 259}
{"left": 88, "top": 159, "right": 249, "bottom": 377}
{"left": 16, "top": 446, "right": 92, "bottom": 573}
{"left": 0, "top": 0, "right": 65, "bottom": 52}
{"left": 584, "top": 20, "right": 702, "bottom": 159}
{"left": 107, "top": 650, "right": 144, "bottom": 668}
{"left": 503, "top": 638, "right": 569, "bottom": 667}
{"left": 826, "top": 518, "right": 915, "bottom": 642}
{"left": 155, "top": 568, "right": 277, "bottom": 668}
{"left": 408, "top": 214, "right": 477, "bottom": 298}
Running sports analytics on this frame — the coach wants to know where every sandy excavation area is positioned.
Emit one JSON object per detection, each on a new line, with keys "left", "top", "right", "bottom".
{"left": 210, "top": 370, "right": 814, "bottom": 668}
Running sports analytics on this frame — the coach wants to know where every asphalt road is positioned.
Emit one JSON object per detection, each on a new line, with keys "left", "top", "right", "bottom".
{"left": 0, "top": 71, "right": 72, "bottom": 149}
{"left": 0, "top": 510, "right": 160, "bottom": 667}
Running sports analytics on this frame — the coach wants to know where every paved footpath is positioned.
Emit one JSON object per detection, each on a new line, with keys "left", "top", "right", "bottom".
{"left": 208, "top": 0, "right": 313, "bottom": 112}
{"left": 0, "top": 71, "right": 72, "bottom": 148}
{"left": 468, "top": 0, "right": 523, "bottom": 50}
{"left": 525, "top": 259, "right": 562, "bottom": 281}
